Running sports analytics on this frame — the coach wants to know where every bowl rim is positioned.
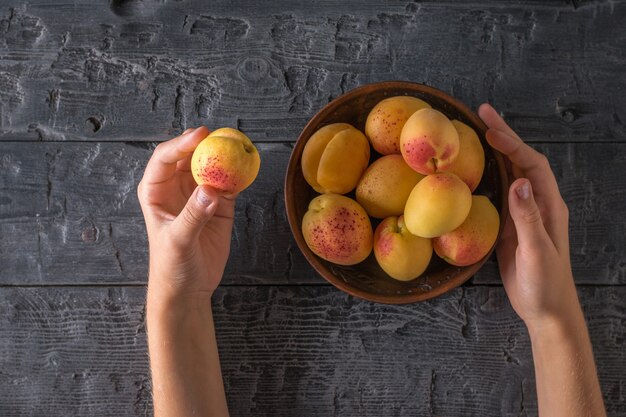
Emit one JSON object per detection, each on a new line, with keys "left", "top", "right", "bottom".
{"left": 284, "top": 80, "right": 509, "bottom": 304}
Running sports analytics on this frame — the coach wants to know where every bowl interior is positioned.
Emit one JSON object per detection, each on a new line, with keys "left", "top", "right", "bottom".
{"left": 285, "top": 81, "right": 508, "bottom": 304}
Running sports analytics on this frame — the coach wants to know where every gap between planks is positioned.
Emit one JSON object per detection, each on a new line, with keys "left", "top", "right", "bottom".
{"left": 1, "top": 139, "right": 625, "bottom": 145}
{"left": 0, "top": 283, "right": 624, "bottom": 288}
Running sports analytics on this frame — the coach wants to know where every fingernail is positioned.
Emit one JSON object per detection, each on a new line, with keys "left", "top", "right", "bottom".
{"left": 516, "top": 182, "right": 530, "bottom": 200}
{"left": 196, "top": 188, "right": 212, "bottom": 206}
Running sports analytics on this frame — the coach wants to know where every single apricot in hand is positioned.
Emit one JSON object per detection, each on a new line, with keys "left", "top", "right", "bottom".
{"left": 191, "top": 128, "right": 261, "bottom": 194}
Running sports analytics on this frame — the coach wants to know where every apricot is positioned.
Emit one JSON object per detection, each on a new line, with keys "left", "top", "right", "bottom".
{"left": 356, "top": 154, "right": 424, "bottom": 219}
{"left": 374, "top": 215, "right": 432, "bottom": 281}
{"left": 191, "top": 127, "right": 260, "bottom": 194}
{"left": 400, "top": 108, "right": 459, "bottom": 175}
{"left": 404, "top": 172, "right": 472, "bottom": 238}
{"left": 365, "top": 96, "right": 431, "bottom": 155}
{"left": 433, "top": 196, "right": 500, "bottom": 266}
{"left": 302, "top": 194, "right": 373, "bottom": 266}
{"left": 444, "top": 120, "right": 485, "bottom": 192}
{"left": 301, "top": 123, "right": 370, "bottom": 194}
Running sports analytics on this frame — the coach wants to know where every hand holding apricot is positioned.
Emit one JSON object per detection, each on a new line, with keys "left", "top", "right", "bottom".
{"left": 138, "top": 127, "right": 237, "bottom": 302}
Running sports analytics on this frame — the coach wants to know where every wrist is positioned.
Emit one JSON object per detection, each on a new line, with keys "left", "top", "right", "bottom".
{"left": 146, "top": 284, "right": 214, "bottom": 326}
{"left": 526, "top": 305, "right": 586, "bottom": 344}
{"left": 523, "top": 279, "right": 584, "bottom": 337}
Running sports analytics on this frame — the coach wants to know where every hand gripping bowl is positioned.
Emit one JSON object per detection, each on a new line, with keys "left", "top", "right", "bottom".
{"left": 285, "top": 81, "right": 509, "bottom": 304}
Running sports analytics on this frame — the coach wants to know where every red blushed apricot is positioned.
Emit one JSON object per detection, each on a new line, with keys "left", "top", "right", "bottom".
{"left": 191, "top": 128, "right": 260, "bottom": 194}
{"left": 401, "top": 138, "right": 437, "bottom": 172}
{"left": 443, "top": 120, "right": 485, "bottom": 192}
{"left": 365, "top": 96, "right": 431, "bottom": 155}
{"left": 373, "top": 216, "right": 432, "bottom": 281}
{"left": 433, "top": 195, "right": 499, "bottom": 266}
{"left": 400, "top": 108, "right": 459, "bottom": 175}
{"left": 302, "top": 194, "right": 373, "bottom": 266}
{"left": 195, "top": 157, "right": 238, "bottom": 193}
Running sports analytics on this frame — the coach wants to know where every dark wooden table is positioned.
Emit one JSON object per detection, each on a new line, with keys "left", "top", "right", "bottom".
{"left": 1, "top": 1, "right": 625, "bottom": 416}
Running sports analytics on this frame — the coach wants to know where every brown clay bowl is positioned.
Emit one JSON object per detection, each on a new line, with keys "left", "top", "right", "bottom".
{"left": 284, "top": 81, "right": 509, "bottom": 304}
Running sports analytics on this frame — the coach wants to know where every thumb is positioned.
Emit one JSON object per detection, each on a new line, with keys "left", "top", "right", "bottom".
{"left": 170, "top": 186, "right": 219, "bottom": 245}
{"left": 508, "top": 178, "right": 550, "bottom": 249}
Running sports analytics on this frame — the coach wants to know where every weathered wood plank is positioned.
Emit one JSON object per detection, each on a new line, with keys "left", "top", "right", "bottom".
{"left": 0, "top": 141, "right": 319, "bottom": 285}
{"left": 1, "top": 141, "right": 625, "bottom": 285}
{"left": 0, "top": 3, "right": 623, "bottom": 417}
{"left": 0, "top": 285, "right": 624, "bottom": 417}
{"left": 0, "top": 1, "right": 624, "bottom": 142}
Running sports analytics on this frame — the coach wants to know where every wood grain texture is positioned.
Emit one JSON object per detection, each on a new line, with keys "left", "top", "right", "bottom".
{"left": 0, "top": 1, "right": 624, "bottom": 142}
{"left": 0, "top": 141, "right": 318, "bottom": 285}
{"left": 0, "top": 285, "right": 624, "bottom": 417}
{"left": 0, "top": 1, "right": 623, "bottom": 416}
{"left": 0, "top": 141, "right": 624, "bottom": 285}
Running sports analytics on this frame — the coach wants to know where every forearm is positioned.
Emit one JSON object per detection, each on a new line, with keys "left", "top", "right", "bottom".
{"left": 147, "top": 289, "right": 229, "bottom": 417}
{"left": 528, "top": 307, "right": 606, "bottom": 417}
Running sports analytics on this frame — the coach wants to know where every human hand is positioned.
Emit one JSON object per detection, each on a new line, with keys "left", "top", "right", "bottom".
{"left": 478, "top": 104, "right": 580, "bottom": 330}
{"left": 137, "top": 127, "right": 236, "bottom": 305}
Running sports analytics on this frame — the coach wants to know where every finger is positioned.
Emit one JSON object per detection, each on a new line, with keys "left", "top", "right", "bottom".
{"left": 176, "top": 153, "right": 193, "bottom": 172}
{"left": 180, "top": 172, "right": 200, "bottom": 197}
{"left": 486, "top": 128, "right": 563, "bottom": 198}
{"left": 479, "top": 103, "right": 557, "bottom": 188}
{"left": 214, "top": 193, "right": 237, "bottom": 219}
{"left": 178, "top": 172, "right": 236, "bottom": 220}
{"left": 478, "top": 103, "right": 520, "bottom": 139}
{"left": 538, "top": 196, "right": 571, "bottom": 258}
{"left": 508, "top": 178, "right": 553, "bottom": 252}
{"left": 169, "top": 185, "right": 219, "bottom": 247}
{"left": 486, "top": 126, "right": 566, "bottom": 218}
{"left": 479, "top": 103, "right": 548, "bottom": 177}
{"left": 183, "top": 128, "right": 194, "bottom": 135}
{"left": 178, "top": 171, "right": 237, "bottom": 214}
{"left": 142, "top": 126, "right": 209, "bottom": 185}
{"left": 495, "top": 214, "right": 517, "bottom": 283}
{"left": 485, "top": 128, "right": 548, "bottom": 175}
{"left": 511, "top": 164, "right": 524, "bottom": 181}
